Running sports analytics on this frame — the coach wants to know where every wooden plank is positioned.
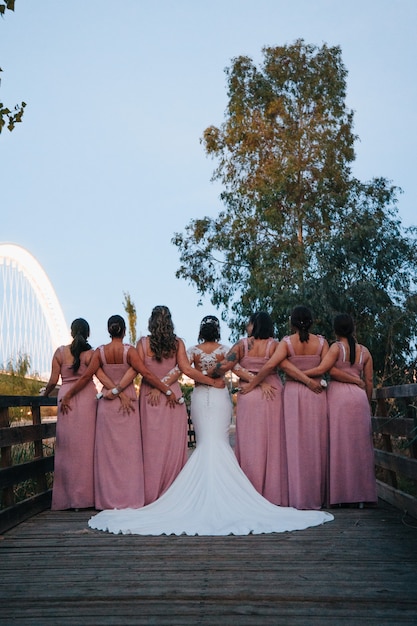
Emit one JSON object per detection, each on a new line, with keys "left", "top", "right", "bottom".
{"left": 0, "top": 396, "right": 57, "bottom": 408}
{"left": 374, "top": 448, "right": 417, "bottom": 480}
{"left": 0, "top": 456, "right": 54, "bottom": 489}
{"left": 372, "top": 416, "right": 415, "bottom": 438}
{"left": 0, "top": 490, "right": 52, "bottom": 533}
{"left": 373, "top": 383, "right": 417, "bottom": 400}
{"left": 1, "top": 502, "right": 417, "bottom": 624}
{"left": 377, "top": 479, "right": 417, "bottom": 519}
{"left": 0, "top": 422, "right": 56, "bottom": 447}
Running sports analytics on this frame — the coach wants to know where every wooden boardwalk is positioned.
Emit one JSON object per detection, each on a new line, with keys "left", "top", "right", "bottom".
{"left": 1, "top": 501, "right": 417, "bottom": 625}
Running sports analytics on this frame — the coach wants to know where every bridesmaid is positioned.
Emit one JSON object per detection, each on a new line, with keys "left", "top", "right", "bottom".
{"left": 43, "top": 318, "right": 97, "bottom": 510}
{"left": 212, "top": 312, "right": 289, "bottom": 506}
{"left": 304, "top": 314, "right": 377, "bottom": 507}
{"left": 242, "top": 306, "right": 329, "bottom": 510}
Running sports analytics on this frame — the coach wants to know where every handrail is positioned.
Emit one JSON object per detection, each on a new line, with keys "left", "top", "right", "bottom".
{"left": 372, "top": 385, "right": 417, "bottom": 518}
{"left": 0, "top": 396, "right": 57, "bottom": 533}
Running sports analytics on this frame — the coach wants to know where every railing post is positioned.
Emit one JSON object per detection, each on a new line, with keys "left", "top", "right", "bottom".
{"left": 31, "top": 404, "right": 47, "bottom": 494}
{"left": 376, "top": 395, "right": 398, "bottom": 489}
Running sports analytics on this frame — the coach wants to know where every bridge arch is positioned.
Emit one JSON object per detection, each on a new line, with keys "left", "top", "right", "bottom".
{"left": 0, "top": 243, "right": 70, "bottom": 379}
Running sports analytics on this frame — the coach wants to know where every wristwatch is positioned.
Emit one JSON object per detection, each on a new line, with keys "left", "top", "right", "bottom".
{"left": 111, "top": 387, "right": 119, "bottom": 395}
{"left": 165, "top": 389, "right": 172, "bottom": 397}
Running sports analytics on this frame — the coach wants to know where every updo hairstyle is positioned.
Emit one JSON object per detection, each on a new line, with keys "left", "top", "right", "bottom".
{"left": 107, "top": 315, "right": 126, "bottom": 338}
{"left": 198, "top": 315, "right": 221, "bottom": 343}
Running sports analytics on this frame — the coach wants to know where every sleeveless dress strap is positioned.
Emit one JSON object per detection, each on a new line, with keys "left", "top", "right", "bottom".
{"left": 283, "top": 335, "right": 295, "bottom": 357}
{"left": 316, "top": 335, "right": 325, "bottom": 356}
{"left": 122, "top": 344, "right": 130, "bottom": 364}
{"left": 337, "top": 341, "right": 346, "bottom": 362}
{"left": 98, "top": 345, "right": 106, "bottom": 365}
{"left": 265, "top": 338, "right": 276, "bottom": 358}
{"left": 242, "top": 337, "right": 248, "bottom": 356}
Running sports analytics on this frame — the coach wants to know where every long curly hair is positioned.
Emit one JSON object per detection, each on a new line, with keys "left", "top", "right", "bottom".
{"left": 70, "top": 318, "right": 92, "bottom": 372}
{"left": 148, "top": 305, "right": 178, "bottom": 362}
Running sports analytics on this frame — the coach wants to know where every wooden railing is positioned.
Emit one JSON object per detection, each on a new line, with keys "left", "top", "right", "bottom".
{"left": 372, "top": 384, "right": 417, "bottom": 519}
{"left": 0, "top": 396, "right": 57, "bottom": 533}
{"left": 1, "top": 386, "right": 417, "bottom": 533}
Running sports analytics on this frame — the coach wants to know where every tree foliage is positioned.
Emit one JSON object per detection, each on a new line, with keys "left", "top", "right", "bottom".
{"left": 0, "top": 0, "right": 26, "bottom": 134}
{"left": 0, "top": 353, "right": 43, "bottom": 396}
{"left": 172, "top": 40, "right": 417, "bottom": 383}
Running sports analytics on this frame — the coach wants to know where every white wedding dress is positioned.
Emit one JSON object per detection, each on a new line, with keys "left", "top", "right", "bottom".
{"left": 88, "top": 382, "right": 334, "bottom": 536}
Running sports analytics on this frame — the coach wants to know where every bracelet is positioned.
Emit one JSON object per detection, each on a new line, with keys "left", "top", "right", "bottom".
{"left": 178, "top": 396, "right": 185, "bottom": 404}
{"left": 111, "top": 387, "right": 119, "bottom": 395}
{"left": 96, "top": 392, "right": 103, "bottom": 400}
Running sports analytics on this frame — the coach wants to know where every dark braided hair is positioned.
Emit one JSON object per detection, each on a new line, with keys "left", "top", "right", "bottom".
{"left": 148, "top": 305, "right": 177, "bottom": 362}
{"left": 290, "top": 306, "right": 313, "bottom": 343}
{"left": 198, "top": 315, "right": 221, "bottom": 343}
{"left": 70, "top": 318, "right": 92, "bottom": 372}
{"left": 333, "top": 314, "right": 356, "bottom": 365}
{"left": 107, "top": 314, "right": 126, "bottom": 338}
{"left": 250, "top": 311, "right": 274, "bottom": 339}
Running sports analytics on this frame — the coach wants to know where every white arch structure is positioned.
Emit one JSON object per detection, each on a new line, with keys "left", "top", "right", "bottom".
{"left": 0, "top": 243, "right": 70, "bottom": 379}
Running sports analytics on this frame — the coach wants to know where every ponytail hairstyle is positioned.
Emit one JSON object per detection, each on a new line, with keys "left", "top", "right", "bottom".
{"left": 107, "top": 314, "right": 126, "bottom": 339}
{"left": 333, "top": 314, "right": 356, "bottom": 365}
{"left": 70, "top": 318, "right": 92, "bottom": 372}
{"left": 148, "top": 305, "right": 177, "bottom": 361}
{"left": 198, "top": 315, "right": 221, "bottom": 343}
{"left": 290, "top": 306, "right": 313, "bottom": 343}
{"left": 250, "top": 311, "right": 274, "bottom": 339}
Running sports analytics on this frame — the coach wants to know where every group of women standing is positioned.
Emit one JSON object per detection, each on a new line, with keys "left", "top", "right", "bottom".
{"left": 216, "top": 306, "right": 377, "bottom": 512}
{"left": 43, "top": 307, "right": 223, "bottom": 513}
{"left": 43, "top": 303, "right": 376, "bottom": 536}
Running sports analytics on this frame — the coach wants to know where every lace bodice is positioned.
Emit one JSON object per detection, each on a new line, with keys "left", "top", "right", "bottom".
{"left": 187, "top": 344, "right": 229, "bottom": 372}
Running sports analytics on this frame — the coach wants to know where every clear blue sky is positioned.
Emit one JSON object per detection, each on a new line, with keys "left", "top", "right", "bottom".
{"left": 2, "top": 0, "right": 416, "bottom": 350}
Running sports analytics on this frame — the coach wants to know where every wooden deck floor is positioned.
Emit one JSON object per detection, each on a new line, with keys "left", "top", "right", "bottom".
{"left": 1, "top": 500, "right": 417, "bottom": 625}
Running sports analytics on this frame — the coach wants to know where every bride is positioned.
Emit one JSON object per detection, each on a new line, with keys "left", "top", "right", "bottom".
{"left": 88, "top": 316, "right": 334, "bottom": 536}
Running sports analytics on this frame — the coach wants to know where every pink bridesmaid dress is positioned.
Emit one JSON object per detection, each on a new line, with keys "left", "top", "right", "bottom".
{"left": 94, "top": 344, "right": 144, "bottom": 510}
{"left": 236, "top": 338, "right": 289, "bottom": 506}
{"left": 139, "top": 337, "right": 188, "bottom": 505}
{"left": 52, "top": 348, "right": 97, "bottom": 510}
{"left": 283, "top": 335, "right": 328, "bottom": 510}
{"left": 327, "top": 343, "right": 377, "bottom": 505}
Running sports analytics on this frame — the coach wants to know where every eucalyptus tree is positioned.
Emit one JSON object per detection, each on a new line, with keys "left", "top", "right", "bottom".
{"left": 173, "top": 40, "right": 417, "bottom": 381}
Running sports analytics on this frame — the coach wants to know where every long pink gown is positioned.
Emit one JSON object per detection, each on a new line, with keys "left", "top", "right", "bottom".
{"left": 94, "top": 344, "right": 144, "bottom": 510}
{"left": 52, "top": 347, "right": 97, "bottom": 510}
{"left": 283, "top": 335, "right": 328, "bottom": 510}
{"left": 327, "top": 343, "right": 377, "bottom": 505}
{"left": 236, "top": 338, "right": 288, "bottom": 506}
{"left": 139, "top": 337, "right": 188, "bottom": 505}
